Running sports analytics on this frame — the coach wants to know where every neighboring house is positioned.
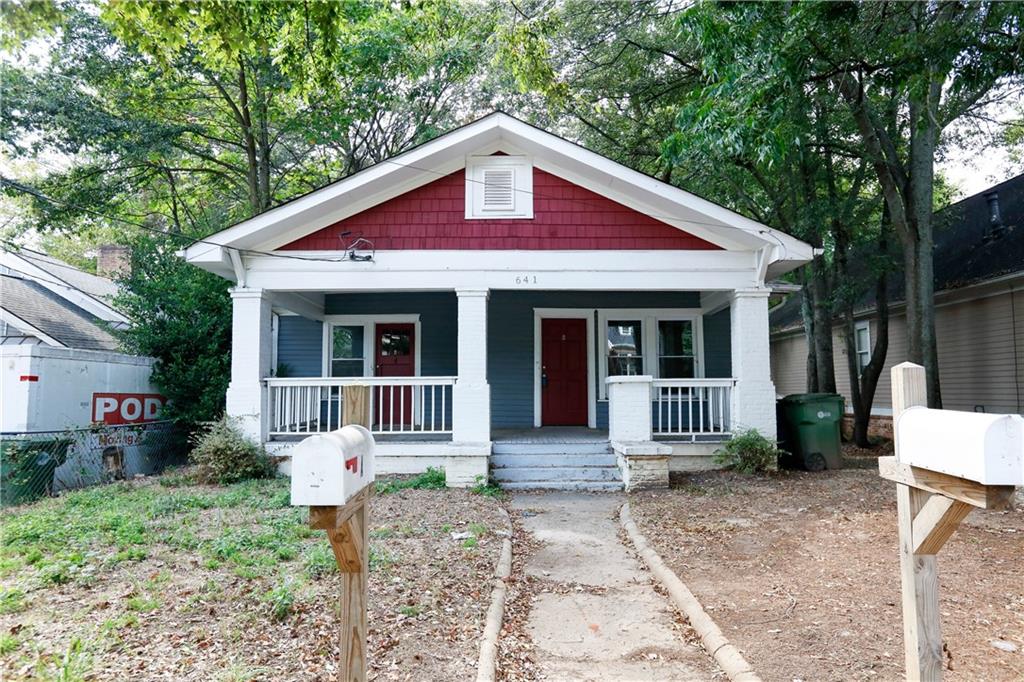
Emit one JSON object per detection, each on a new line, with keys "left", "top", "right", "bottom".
{"left": 770, "top": 173, "right": 1024, "bottom": 431}
{"left": 182, "top": 112, "right": 814, "bottom": 488}
{"left": 1, "top": 247, "right": 162, "bottom": 433}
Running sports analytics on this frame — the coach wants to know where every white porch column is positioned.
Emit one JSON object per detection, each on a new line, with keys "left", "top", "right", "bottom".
{"left": 452, "top": 288, "right": 491, "bottom": 444}
{"left": 607, "top": 375, "right": 653, "bottom": 442}
{"left": 225, "top": 288, "right": 273, "bottom": 443}
{"left": 729, "top": 287, "right": 777, "bottom": 438}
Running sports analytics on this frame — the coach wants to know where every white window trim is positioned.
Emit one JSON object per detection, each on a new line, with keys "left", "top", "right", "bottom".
{"left": 321, "top": 314, "right": 421, "bottom": 378}
{"left": 532, "top": 308, "right": 597, "bottom": 429}
{"left": 854, "top": 320, "right": 871, "bottom": 375}
{"left": 464, "top": 155, "right": 534, "bottom": 219}
{"left": 597, "top": 308, "right": 705, "bottom": 399}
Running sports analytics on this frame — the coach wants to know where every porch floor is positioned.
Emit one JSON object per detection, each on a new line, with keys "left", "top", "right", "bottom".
{"left": 492, "top": 427, "right": 608, "bottom": 444}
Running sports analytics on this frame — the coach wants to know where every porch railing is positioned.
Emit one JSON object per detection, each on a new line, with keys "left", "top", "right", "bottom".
{"left": 651, "top": 378, "right": 735, "bottom": 440}
{"left": 265, "top": 377, "right": 456, "bottom": 437}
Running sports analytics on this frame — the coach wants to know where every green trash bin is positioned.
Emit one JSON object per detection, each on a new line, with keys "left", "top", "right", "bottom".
{"left": 776, "top": 393, "right": 844, "bottom": 471}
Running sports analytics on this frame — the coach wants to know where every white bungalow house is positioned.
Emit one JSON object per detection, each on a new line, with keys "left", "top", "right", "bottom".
{"left": 183, "top": 113, "right": 814, "bottom": 489}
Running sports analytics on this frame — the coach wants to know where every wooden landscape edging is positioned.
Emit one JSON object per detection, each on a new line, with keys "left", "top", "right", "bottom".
{"left": 620, "top": 502, "right": 762, "bottom": 682}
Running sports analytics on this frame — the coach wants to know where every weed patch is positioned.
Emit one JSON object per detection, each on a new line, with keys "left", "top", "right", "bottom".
{"left": 375, "top": 467, "right": 446, "bottom": 494}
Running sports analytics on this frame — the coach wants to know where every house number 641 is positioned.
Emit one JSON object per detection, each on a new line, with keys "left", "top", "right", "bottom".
{"left": 514, "top": 275, "right": 538, "bottom": 285}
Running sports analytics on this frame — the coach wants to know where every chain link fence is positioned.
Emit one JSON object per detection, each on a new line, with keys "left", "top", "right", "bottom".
{"left": 1, "top": 421, "right": 189, "bottom": 507}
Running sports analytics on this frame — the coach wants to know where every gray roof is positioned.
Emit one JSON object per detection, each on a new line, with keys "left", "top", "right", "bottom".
{"left": 12, "top": 248, "right": 120, "bottom": 305}
{"left": 1, "top": 274, "right": 121, "bottom": 351}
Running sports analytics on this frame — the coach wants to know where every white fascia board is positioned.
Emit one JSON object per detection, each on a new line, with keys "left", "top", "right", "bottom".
{"left": 185, "top": 116, "right": 507, "bottom": 257}
{"left": 1, "top": 253, "right": 130, "bottom": 325}
{"left": 185, "top": 243, "right": 236, "bottom": 279}
{"left": 241, "top": 249, "right": 760, "bottom": 292}
{"left": 185, "top": 112, "right": 813, "bottom": 268}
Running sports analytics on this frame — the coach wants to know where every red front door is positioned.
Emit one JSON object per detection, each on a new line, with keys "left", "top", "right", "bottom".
{"left": 375, "top": 323, "right": 415, "bottom": 427}
{"left": 541, "top": 318, "right": 588, "bottom": 426}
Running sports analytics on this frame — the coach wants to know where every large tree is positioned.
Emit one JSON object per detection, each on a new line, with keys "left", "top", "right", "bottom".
{"left": 2, "top": 0, "right": 496, "bottom": 427}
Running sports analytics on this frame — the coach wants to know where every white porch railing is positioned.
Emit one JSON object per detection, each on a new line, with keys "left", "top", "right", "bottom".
{"left": 265, "top": 377, "right": 456, "bottom": 437}
{"left": 651, "top": 378, "right": 735, "bottom": 440}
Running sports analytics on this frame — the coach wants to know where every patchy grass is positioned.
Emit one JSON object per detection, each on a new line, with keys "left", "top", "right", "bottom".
{"left": 375, "top": 467, "right": 446, "bottom": 494}
{"left": 469, "top": 476, "right": 505, "bottom": 498}
{"left": 1, "top": 471, "right": 508, "bottom": 681}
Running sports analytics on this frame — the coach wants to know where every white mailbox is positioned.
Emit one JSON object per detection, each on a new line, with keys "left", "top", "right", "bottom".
{"left": 290, "top": 425, "right": 376, "bottom": 506}
{"left": 896, "top": 407, "right": 1024, "bottom": 486}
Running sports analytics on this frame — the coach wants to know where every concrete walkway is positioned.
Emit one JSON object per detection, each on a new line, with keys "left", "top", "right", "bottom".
{"left": 511, "top": 493, "right": 715, "bottom": 681}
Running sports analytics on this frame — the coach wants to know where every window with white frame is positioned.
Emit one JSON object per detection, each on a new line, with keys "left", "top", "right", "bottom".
{"left": 330, "top": 325, "right": 365, "bottom": 377}
{"left": 657, "top": 320, "right": 696, "bottom": 378}
{"left": 606, "top": 320, "right": 643, "bottom": 376}
{"left": 465, "top": 156, "right": 533, "bottom": 219}
{"left": 854, "top": 320, "right": 871, "bottom": 374}
{"left": 600, "top": 310, "right": 703, "bottom": 397}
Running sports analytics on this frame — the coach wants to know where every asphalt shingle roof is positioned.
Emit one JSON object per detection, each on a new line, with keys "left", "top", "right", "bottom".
{"left": 12, "top": 248, "right": 120, "bottom": 305}
{"left": 1, "top": 274, "right": 121, "bottom": 351}
{"left": 771, "top": 172, "right": 1024, "bottom": 333}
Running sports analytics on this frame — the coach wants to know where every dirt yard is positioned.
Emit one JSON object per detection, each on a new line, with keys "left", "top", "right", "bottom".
{"left": 0, "top": 471, "right": 507, "bottom": 681}
{"left": 629, "top": 450, "right": 1024, "bottom": 682}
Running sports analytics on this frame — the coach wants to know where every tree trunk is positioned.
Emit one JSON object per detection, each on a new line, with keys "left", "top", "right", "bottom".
{"left": 810, "top": 254, "right": 836, "bottom": 393}
{"left": 801, "top": 266, "right": 819, "bottom": 393}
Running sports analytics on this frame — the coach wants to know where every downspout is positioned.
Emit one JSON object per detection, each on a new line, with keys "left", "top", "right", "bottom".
{"left": 1011, "top": 281, "right": 1022, "bottom": 414}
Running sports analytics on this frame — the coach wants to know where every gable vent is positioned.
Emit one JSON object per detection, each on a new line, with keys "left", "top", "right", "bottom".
{"left": 482, "top": 168, "right": 515, "bottom": 210}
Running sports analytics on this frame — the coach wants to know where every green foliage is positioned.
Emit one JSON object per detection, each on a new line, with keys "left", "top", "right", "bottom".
{"left": 302, "top": 543, "right": 337, "bottom": 580}
{"left": 470, "top": 475, "right": 505, "bottom": 498}
{"left": 0, "top": 587, "right": 26, "bottom": 614}
{"left": 188, "top": 415, "right": 275, "bottom": 485}
{"left": 713, "top": 430, "right": 785, "bottom": 475}
{"left": 375, "top": 467, "right": 446, "bottom": 494}
{"left": 0, "top": 438, "right": 72, "bottom": 506}
{"left": 114, "top": 238, "right": 232, "bottom": 429}
{"left": 264, "top": 579, "right": 297, "bottom": 623}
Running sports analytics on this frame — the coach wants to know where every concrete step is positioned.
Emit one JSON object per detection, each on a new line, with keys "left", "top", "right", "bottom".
{"left": 492, "top": 441, "right": 611, "bottom": 456}
{"left": 491, "top": 465, "right": 622, "bottom": 483}
{"left": 491, "top": 452, "right": 618, "bottom": 468}
{"left": 499, "top": 480, "right": 624, "bottom": 492}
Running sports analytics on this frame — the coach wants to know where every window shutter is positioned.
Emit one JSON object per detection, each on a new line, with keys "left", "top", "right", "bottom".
{"left": 481, "top": 168, "right": 515, "bottom": 210}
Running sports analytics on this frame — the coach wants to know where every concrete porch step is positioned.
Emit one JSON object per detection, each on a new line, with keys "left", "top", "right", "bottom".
{"left": 492, "top": 441, "right": 611, "bottom": 456}
{"left": 491, "top": 465, "right": 622, "bottom": 483}
{"left": 499, "top": 480, "right": 624, "bottom": 492}
{"left": 491, "top": 452, "right": 618, "bottom": 468}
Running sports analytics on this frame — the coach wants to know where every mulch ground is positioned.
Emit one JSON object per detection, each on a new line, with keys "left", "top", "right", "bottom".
{"left": 1, "top": 475, "right": 507, "bottom": 681}
{"left": 629, "top": 445, "right": 1024, "bottom": 682}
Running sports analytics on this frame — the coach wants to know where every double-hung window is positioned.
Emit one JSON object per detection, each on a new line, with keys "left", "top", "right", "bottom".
{"left": 606, "top": 320, "right": 643, "bottom": 376}
{"left": 601, "top": 311, "right": 703, "bottom": 397}
{"left": 854, "top": 321, "right": 871, "bottom": 374}
{"left": 657, "top": 320, "right": 696, "bottom": 379}
{"left": 330, "top": 325, "right": 365, "bottom": 377}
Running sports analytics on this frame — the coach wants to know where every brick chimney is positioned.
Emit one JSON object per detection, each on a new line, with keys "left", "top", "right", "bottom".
{"left": 96, "top": 244, "right": 130, "bottom": 278}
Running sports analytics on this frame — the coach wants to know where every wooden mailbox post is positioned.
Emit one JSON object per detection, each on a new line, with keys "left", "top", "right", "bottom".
{"left": 879, "top": 363, "right": 1022, "bottom": 681}
{"left": 291, "top": 385, "right": 375, "bottom": 682}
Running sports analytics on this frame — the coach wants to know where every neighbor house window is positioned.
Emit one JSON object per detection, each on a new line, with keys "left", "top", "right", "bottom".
{"left": 657, "top": 320, "right": 696, "bottom": 378}
{"left": 854, "top": 321, "right": 871, "bottom": 374}
{"left": 331, "top": 325, "right": 364, "bottom": 377}
{"left": 606, "top": 320, "right": 643, "bottom": 376}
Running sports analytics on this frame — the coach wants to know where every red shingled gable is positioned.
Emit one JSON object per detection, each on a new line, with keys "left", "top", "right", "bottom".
{"left": 280, "top": 168, "right": 720, "bottom": 251}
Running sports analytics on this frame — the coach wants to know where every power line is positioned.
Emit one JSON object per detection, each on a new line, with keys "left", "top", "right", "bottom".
{"left": 6, "top": 150, "right": 795, "bottom": 263}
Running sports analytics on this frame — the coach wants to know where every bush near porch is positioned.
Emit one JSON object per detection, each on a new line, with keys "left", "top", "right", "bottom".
{"left": 0, "top": 472, "right": 506, "bottom": 681}
{"left": 629, "top": 448, "right": 1024, "bottom": 682}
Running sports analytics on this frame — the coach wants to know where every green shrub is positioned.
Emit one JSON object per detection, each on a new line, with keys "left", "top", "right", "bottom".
{"left": 713, "top": 429, "right": 785, "bottom": 475}
{"left": 375, "top": 467, "right": 446, "bottom": 494}
{"left": 189, "top": 416, "right": 274, "bottom": 485}
{"left": 1, "top": 438, "right": 72, "bottom": 506}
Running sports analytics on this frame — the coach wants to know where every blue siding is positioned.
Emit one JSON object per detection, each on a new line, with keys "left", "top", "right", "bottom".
{"left": 703, "top": 307, "right": 732, "bottom": 377}
{"left": 325, "top": 292, "right": 458, "bottom": 376}
{"left": 277, "top": 315, "right": 323, "bottom": 377}
{"left": 278, "top": 290, "right": 727, "bottom": 432}
{"left": 487, "top": 290, "right": 701, "bottom": 429}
